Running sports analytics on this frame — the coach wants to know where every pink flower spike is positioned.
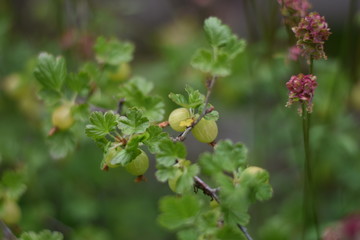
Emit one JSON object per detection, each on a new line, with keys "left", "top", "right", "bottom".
{"left": 292, "top": 12, "right": 331, "bottom": 60}
{"left": 286, "top": 73, "right": 318, "bottom": 114}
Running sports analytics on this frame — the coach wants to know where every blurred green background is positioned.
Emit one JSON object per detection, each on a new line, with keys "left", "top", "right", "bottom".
{"left": 1, "top": 0, "right": 360, "bottom": 239}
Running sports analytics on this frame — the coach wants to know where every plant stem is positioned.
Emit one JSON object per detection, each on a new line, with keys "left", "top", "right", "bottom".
{"left": 194, "top": 176, "right": 253, "bottom": 240}
{"left": 302, "top": 58, "right": 319, "bottom": 239}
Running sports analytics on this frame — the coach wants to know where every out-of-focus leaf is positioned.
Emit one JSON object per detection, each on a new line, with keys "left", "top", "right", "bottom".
{"left": 19, "top": 230, "right": 63, "bottom": 240}
{"left": 204, "top": 17, "right": 232, "bottom": 47}
{"left": 94, "top": 37, "right": 134, "bottom": 65}
{"left": 158, "top": 195, "right": 202, "bottom": 230}
{"left": 34, "top": 52, "right": 66, "bottom": 91}
{"left": 48, "top": 131, "right": 76, "bottom": 159}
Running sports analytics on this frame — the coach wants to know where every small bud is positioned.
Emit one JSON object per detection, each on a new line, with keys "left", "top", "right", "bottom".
{"left": 285, "top": 73, "right": 318, "bottom": 114}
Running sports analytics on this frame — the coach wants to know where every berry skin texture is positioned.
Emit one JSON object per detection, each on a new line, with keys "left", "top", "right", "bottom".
{"left": 125, "top": 150, "right": 149, "bottom": 176}
{"left": 168, "top": 108, "right": 191, "bottom": 132}
{"left": 51, "top": 104, "right": 75, "bottom": 130}
{"left": 192, "top": 118, "right": 218, "bottom": 143}
{"left": 1, "top": 200, "right": 21, "bottom": 225}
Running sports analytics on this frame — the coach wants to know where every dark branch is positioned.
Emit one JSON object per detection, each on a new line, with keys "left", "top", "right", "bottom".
{"left": 193, "top": 176, "right": 253, "bottom": 240}
{"left": 0, "top": 220, "right": 17, "bottom": 240}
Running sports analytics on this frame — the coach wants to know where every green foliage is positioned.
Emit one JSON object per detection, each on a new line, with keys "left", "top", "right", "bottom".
{"left": 94, "top": 36, "right": 134, "bottom": 65}
{"left": 0, "top": 170, "right": 26, "bottom": 201}
{"left": 156, "top": 140, "right": 187, "bottom": 167}
{"left": 169, "top": 85, "right": 205, "bottom": 109}
{"left": 204, "top": 17, "right": 232, "bottom": 48}
{"left": 118, "top": 77, "right": 165, "bottom": 121}
{"left": 200, "top": 140, "right": 247, "bottom": 174}
{"left": 86, "top": 112, "right": 118, "bottom": 139}
{"left": 191, "top": 17, "right": 246, "bottom": 77}
{"left": 118, "top": 108, "right": 150, "bottom": 135}
{"left": 33, "top": 53, "right": 67, "bottom": 92}
{"left": 158, "top": 195, "right": 202, "bottom": 230}
{"left": 19, "top": 230, "right": 63, "bottom": 240}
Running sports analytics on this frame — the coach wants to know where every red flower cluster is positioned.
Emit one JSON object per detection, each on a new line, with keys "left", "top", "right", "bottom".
{"left": 292, "top": 12, "right": 331, "bottom": 60}
{"left": 286, "top": 73, "right": 318, "bottom": 113}
{"left": 278, "top": 0, "right": 311, "bottom": 26}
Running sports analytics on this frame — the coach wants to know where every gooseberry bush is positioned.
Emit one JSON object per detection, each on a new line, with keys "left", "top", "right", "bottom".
{"left": 24, "top": 17, "right": 273, "bottom": 239}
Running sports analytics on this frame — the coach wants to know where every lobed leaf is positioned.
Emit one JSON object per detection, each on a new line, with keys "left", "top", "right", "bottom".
{"left": 85, "top": 112, "right": 119, "bottom": 140}
{"left": 144, "top": 125, "right": 169, "bottom": 154}
{"left": 94, "top": 36, "right": 134, "bottom": 65}
{"left": 158, "top": 195, "right": 202, "bottom": 230}
{"left": 118, "top": 108, "right": 150, "bottom": 135}
{"left": 204, "top": 17, "right": 232, "bottom": 48}
{"left": 156, "top": 140, "right": 187, "bottom": 167}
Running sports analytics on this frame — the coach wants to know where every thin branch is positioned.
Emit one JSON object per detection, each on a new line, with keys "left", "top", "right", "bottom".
{"left": 0, "top": 220, "right": 17, "bottom": 240}
{"left": 193, "top": 176, "right": 253, "bottom": 240}
{"left": 174, "top": 76, "right": 217, "bottom": 142}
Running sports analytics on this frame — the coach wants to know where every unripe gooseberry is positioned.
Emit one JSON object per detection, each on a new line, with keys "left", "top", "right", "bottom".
{"left": 168, "top": 108, "right": 191, "bottom": 132}
{"left": 125, "top": 150, "right": 149, "bottom": 176}
{"left": 239, "top": 166, "right": 268, "bottom": 185}
{"left": 1, "top": 200, "right": 21, "bottom": 225}
{"left": 51, "top": 103, "right": 74, "bottom": 130}
{"left": 192, "top": 118, "right": 218, "bottom": 143}
{"left": 109, "top": 63, "right": 131, "bottom": 82}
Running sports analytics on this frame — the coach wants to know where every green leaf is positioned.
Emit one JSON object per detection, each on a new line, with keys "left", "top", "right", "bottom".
{"left": 144, "top": 126, "right": 169, "bottom": 153}
{"left": 118, "top": 80, "right": 165, "bottom": 122}
{"left": 110, "top": 133, "right": 147, "bottom": 166}
{"left": 110, "top": 148, "right": 141, "bottom": 166}
{"left": 190, "top": 49, "right": 231, "bottom": 77}
{"left": 118, "top": 108, "right": 150, "bottom": 135}
{"left": 34, "top": 52, "right": 67, "bottom": 91}
{"left": 155, "top": 166, "right": 177, "bottom": 182}
{"left": 168, "top": 85, "right": 205, "bottom": 109}
{"left": 129, "top": 76, "right": 154, "bottom": 95}
{"left": 198, "top": 103, "right": 219, "bottom": 121}
{"left": 94, "top": 36, "right": 134, "bottom": 65}
{"left": 158, "top": 195, "right": 202, "bottom": 230}
{"left": 0, "top": 171, "right": 26, "bottom": 200}
{"left": 156, "top": 140, "right": 187, "bottom": 167}
{"left": 199, "top": 140, "right": 247, "bottom": 174}
{"left": 168, "top": 92, "right": 188, "bottom": 108}
{"left": 222, "top": 36, "right": 246, "bottom": 59}
{"left": 177, "top": 229, "right": 199, "bottom": 240}
{"left": 37, "top": 88, "right": 62, "bottom": 106}
{"left": 48, "top": 131, "right": 76, "bottom": 159}
{"left": 176, "top": 164, "right": 200, "bottom": 194}
{"left": 216, "top": 225, "right": 246, "bottom": 240}
{"left": 85, "top": 112, "right": 119, "bottom": 140}
{"left": 19, "top": 230, "right": 63, "bottom": 240}
{"left": 204, "top": 17, "right": 232, "bottom": 47}
{"left": 185, "top": 85, "right": 205, "bottom": 108}
{"left": 66, "top": 71, "right": 90, "bottom": 93}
